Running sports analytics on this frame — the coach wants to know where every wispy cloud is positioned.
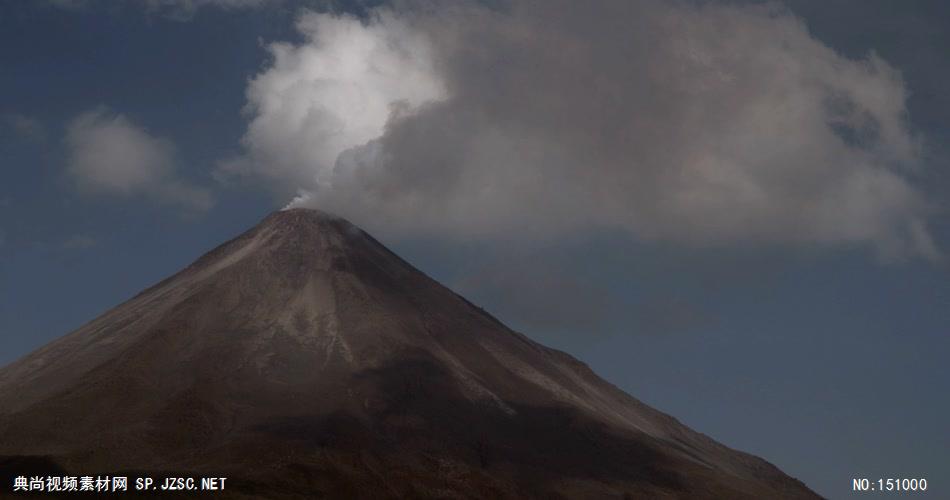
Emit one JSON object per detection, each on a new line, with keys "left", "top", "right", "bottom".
{"left": 140, "top": 0, "right": 276, "bottom": 20}
{"left": 65, "top": 107, "right": 213, "bottom": 212}
{"left": 2, "top": 114, "right": 46, "bottom": 142}
{"left": 63, "top": 234, "right": 98, "bottom": 250}
{"left": 47, "top": 0, "right": 277, "bottom": 20}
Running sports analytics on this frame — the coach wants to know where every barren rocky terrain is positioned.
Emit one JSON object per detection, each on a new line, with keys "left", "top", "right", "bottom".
{"left": 0, "top": 209, "right": 820, "bottom": 499}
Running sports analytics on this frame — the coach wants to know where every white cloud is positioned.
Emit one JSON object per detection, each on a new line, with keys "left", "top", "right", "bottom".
{"left": 220, "top": 10, "right": 446, "bottom": 190}
{"left": 229, "top": 0, "right": 938, "bottom": 260}
{"left": 66, "top": 107, "right": 213, "bottom": 212}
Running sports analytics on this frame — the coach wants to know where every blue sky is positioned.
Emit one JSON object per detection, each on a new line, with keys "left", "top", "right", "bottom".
{"left": 1, "top": 1, "right": 948, "bottom": 497}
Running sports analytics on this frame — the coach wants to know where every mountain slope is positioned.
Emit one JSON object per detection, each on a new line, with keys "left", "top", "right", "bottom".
{"left": 0, "top": 209, "right": 819, "bottom": 498}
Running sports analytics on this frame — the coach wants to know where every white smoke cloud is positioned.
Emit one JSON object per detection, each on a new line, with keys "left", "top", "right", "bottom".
{"left": 228, "top": 0, "right": 938, "bottom": 260}
{"left": 220, "top": 9, "right": 446, "bottom": 191}
{"left": 66, "top": 107, "right": 213, "bottom": 212}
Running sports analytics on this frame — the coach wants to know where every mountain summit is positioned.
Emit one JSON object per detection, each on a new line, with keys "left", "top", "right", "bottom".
{"left": 0, "top": 209, "right": 819, "bottom": 498}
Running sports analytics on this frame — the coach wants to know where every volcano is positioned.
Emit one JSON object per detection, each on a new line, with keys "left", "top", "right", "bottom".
{"left": 0, "top": 209, "right": 818, "bottom": 498}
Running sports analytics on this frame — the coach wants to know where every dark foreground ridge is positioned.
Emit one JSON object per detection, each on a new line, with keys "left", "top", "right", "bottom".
{"left": 0, "top": 209, "right": 821, "bottom": 499}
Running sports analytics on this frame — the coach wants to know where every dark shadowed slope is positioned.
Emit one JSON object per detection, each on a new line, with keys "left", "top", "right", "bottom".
{"left": 0, "top": 209, "right": 820, "bottom": 499}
